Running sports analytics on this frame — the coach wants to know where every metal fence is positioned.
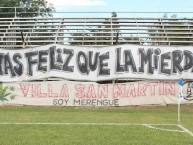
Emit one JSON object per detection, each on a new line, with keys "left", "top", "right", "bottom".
{"left": 0, "top": 7, "right": 193, "bottom": 48}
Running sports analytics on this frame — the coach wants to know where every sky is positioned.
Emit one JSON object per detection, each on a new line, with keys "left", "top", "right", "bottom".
{"left": 46, "top": 0, "right": 193, "bottom": 18}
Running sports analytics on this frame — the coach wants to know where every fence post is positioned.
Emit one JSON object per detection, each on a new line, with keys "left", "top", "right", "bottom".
{"left": 15, "top": 7, "right": 16, "bottom": 18}
{"left": 38, "top": 7, "right": 40, "bottom": 17}
{"left": 111, "top": 17, "right": 113, "bottom": 45}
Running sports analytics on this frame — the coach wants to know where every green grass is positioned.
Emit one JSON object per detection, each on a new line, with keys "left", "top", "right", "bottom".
{"left": 0, "top": 105, "right": 192, "bottom": 145}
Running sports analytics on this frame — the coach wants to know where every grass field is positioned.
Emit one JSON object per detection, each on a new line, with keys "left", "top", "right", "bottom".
{"left": 0, "top": 105, "right": 193, "bottom": 145}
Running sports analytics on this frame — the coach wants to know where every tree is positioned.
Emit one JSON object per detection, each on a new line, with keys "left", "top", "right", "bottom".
{"left": 0, "top": 0, "right": 54, "bottom": 18}
{"left": 119, "top": 35, "right": 142, "bottom": 45}
{"left": 69, "top": 12, "right": 120, "bottom": 45}
{"left": 69, "top": 12, "right": 141, "bottom": 46}
{"left": 0, "top": 0, "right": 55, "bottom": 47}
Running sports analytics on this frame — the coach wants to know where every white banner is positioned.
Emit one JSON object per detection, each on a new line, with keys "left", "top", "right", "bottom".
{"left": 0, "top": 44, "right": 193, "bottom": 82}
{"left": 0, "top": 80, "right": 192, "bottom": 106}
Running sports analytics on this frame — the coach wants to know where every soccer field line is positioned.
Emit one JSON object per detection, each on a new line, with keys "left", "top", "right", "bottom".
{"left": 178, "top": 125, "right": 193, "bottom": 137}
{"left": 0, "top": 122, "right": 177, "bottom": 126}
{"left": 144, "top": 124, "right": 185, "bottom": 133}
{"left": 0, "top": 122, "right": 192, "bottom": 136}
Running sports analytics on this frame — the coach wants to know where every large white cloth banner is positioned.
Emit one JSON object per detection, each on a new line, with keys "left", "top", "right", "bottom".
{"left": 0, "top": 80, "right": 192, "bottom": 106}
{"left": 0, "top": 44, "right": 193, "bottom": 82}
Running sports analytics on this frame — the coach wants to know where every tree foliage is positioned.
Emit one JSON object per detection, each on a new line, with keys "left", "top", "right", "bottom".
{"left": 0, "top": 0, "right": 55, "bottom": 47}
{"left": 0, "top": 0, "right": 54, "bottom": 18}
{"left": 69, "top": 12, "right": 118, "bottom": 45}
{"left": 69, "top": 12, "right": 141, "bottom": 46}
